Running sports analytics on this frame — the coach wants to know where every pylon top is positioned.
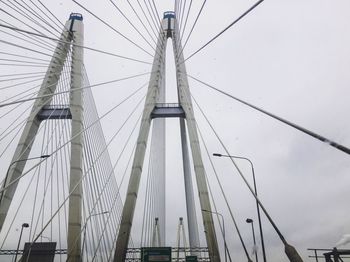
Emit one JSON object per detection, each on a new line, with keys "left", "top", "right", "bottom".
{"left": 69, "top": 13, "right": 83, "bottom": 21}
{"left": 163, "top": 11, "right": 175, "bottom": 19}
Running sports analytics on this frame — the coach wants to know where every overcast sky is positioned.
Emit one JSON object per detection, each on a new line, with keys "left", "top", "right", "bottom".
{"left": 1, "top": 0, "right": 350, "bottom": 261}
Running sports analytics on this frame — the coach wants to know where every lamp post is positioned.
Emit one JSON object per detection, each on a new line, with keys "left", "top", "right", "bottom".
{"left": 81, "top": 211, "right": 109, "bottom": 259}
{"left": 0, "top": 155, "right": 51, "bottom": 204}
{"left": 14, "top": 223, "right": 29, "bottom": 262}
{"left": 213, "top": 153, "right": 303, "bottom": 262}
{"left": 213, "top": 153, "right": 267, "bottom": 262}
{"left": 202, "top": 209, "right": 228, "bottom": 262}
{"left": 246, "top": 218, "right": 258, "bottom": 262}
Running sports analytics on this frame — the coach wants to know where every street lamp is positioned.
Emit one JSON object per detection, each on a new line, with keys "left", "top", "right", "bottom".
{"left": 82, "top": 211, "right": 109, "bottom": 259}
{"left": 202, "top": 209, "right": 228, "bottom": 262}
{"left": 213, "top": 152, "right": 303, "bottom": 262}
{"left": 246, "top": 218, "right": 258, "bottom": 262}
{"left": 213, "top": 153, "right": 266, "bottom": 262}
{"left": 0, "top": 155, "right": 51, "bottom": 204}
{"left": 14, "top": 223, "right": 29, "bottom": 262}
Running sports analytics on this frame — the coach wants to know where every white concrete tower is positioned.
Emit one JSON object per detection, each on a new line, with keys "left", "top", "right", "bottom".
{"left": 0, "top": 13, "right": 84, "bottom": 262}
{"left": 67, "top": 13, "right": 84, "bottom": 262}
{"left": 113, "top": 12, "right": 220, "bottom": 262}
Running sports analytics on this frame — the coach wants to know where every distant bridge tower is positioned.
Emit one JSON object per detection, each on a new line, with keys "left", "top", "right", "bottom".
{"left": 113, "top": 12, "right": 221, "bottom": 262}
{"left": 0, "top": 14, "right": 84, "bottom": 262}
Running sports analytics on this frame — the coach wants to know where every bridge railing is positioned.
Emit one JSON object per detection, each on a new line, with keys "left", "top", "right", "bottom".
{"left": 125, "top": 247, "right": 209, "bottom": 261}
{"left": 307, "top": 248, "right": 350, "bottom": 261}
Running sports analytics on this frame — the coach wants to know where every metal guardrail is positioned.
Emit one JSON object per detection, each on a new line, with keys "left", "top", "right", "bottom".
{"left": 125, "top": 247, "right": 209, "bottom": 261}
{"left": 0, "top": 249, "right": 67, "bottom": 255}
{"left": 308, "top": 248, "right": 350, "bottom": 261}
{"left": 126, "top": 259, "right": 210, "bottom": 262}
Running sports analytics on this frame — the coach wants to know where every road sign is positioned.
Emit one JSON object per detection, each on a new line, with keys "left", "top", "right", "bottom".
{"left": 141, "top": 247, "right": 172, "bottom": 262}
{"left": 186, "top": 256, "right": 198, "bottom": 262}
{"left": 22, "top": 242, "right": 57, "bottom": 262}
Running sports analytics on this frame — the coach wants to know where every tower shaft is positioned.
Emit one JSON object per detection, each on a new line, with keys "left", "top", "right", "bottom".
{"left": 179, "top": 118, "right": 200, "bottom": 251}
{"left": 0, "top": 18, "right": 73, "bottom": 231}
{"left": 172, "top": 18, "right": 220, "bottom": 261}
{"left": 67, "top": 16, "right": 84, "bottom": 262}
{"left": 113, "top": 23, "right": 167, "bottom": 262}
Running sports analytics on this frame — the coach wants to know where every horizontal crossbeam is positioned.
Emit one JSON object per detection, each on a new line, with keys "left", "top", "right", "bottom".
{"left": 151, "top": 103, "right": 185, "bottom": 118}
{"left": 37, "top": 105, "right": 72, "bottom": 120}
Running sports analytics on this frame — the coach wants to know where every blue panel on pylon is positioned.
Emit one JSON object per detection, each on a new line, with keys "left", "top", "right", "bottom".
{"left": 69, "top": 13, "right": 83, "bottom": 21}
{"left": 163, "top": 11, "right": 175, "bottom": 19}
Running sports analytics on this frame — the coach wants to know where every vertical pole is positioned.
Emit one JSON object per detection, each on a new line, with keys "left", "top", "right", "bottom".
{"left": 0, "top": 18, "right": 73, "bottom": 232}
{"left": 314, "top": 250, "right": 318, "bottom": 262}
{"left": 222, "top": 216, "right": 227, "bottom": 262}
{"left": 333, "top": 248, "right": 339, "bottom": 262}
{"left": 157, "top": 218, "right": 161, "bottom": 247}
{"left": 14, "top": 226, "right": 24, "bottom": 262}
{"left": 67, "top": 14, "right": 84, "bottom": 262}
{"left": 251, "top": 222, "right": 258, "bottom": 262}
{"left": 250, "top": 162, "right": 266, "bottom": 262}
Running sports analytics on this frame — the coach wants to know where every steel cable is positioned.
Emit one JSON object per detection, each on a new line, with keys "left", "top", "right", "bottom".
{"left": 184, "top": 0, "right": 265, "bottom": 63}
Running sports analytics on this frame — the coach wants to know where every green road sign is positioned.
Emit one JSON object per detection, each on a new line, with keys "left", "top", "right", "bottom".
{"left": 141, "top": 247, "right": 172, "bottom": 262}
{"left": 185, "top": 256, "right": 198, "bottom": 262}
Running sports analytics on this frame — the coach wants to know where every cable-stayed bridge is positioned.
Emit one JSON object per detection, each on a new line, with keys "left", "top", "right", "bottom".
{"left": 0, "top": 1, "right": 349, "bottom": 262}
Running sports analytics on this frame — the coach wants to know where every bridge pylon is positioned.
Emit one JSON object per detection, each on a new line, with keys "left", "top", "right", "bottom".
{"left": 113, "top": 11, "right": 221, "bottom": 262}
{"left": 0, "top": 13, "right": 84, "bottom": 262}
